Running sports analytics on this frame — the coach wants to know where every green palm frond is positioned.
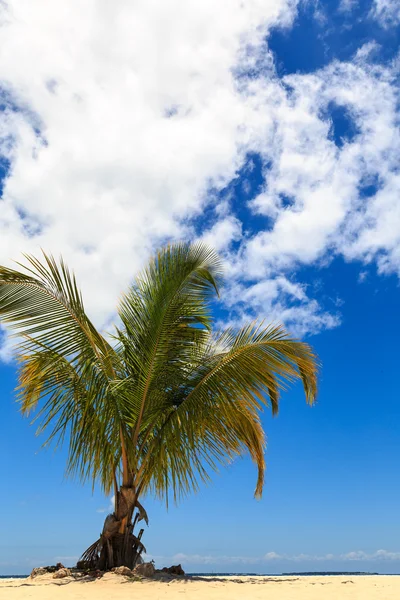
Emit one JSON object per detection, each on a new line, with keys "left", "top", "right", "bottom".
{"left": 0, "top": 243, "right": 319, "bottom": 507}
{"left": 118, "top": 242, "right": 223, "bottom": 449}
{"left": 0, "top": 252, "right": 127, "bottom": 492}
{"left": 133, "top": 322, "right": 317, "bottom": 502}
{"left": 17, "top": 344, "right": 124, "bottom": 493}
{"left": 0, "top": 252, "right": 118, "bottom": 376}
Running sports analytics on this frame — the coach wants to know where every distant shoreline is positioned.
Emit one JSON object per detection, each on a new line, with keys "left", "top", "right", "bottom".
{"left": 281, "top": 571, "right": 379, "bottom": 576}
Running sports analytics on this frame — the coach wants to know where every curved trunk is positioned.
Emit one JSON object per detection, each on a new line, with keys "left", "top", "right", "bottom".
{"left": 79, "top": 487, "right": 148, "bottom": 570}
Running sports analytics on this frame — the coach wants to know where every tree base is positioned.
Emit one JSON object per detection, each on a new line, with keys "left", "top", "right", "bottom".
{"left": 98, "top": 532, "right": 144, "bottom": 570}
{"left": 79, "top": 527, "right": 145, "bottom": 571}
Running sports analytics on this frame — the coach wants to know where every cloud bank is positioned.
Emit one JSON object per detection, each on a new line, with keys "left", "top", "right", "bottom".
{"left": 0, "top": 1, "right": 400, "bottom": 345}
{"left": 147, "top": 548, "right": 400, "bottom": 565}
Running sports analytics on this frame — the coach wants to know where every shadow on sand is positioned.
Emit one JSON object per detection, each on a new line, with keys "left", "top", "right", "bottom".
{"left": 1, "top": 574, "right": 306, "bottom": 588}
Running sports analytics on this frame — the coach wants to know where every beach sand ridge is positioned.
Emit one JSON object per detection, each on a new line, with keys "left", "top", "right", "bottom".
{"left": 1, "top": 574, "right": 400, "bottom": 599}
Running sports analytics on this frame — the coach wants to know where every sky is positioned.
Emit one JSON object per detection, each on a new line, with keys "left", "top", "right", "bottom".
{"left": 1, "top": 0, "right": 400, "bottom": 576}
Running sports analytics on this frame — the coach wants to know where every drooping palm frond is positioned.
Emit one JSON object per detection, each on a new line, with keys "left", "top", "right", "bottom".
{"left": 132, "top": 322, "right": 318, "bottom": 502}
{"left": 0, "top": 252, "right": 118, "bottom": 374}
{"left": 0, "top": 253, "right": 128, "bottom": 492}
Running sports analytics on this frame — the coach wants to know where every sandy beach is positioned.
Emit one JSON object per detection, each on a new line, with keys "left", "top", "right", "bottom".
{"left": 1, "top": 574, "right": 400, "bottom": 600}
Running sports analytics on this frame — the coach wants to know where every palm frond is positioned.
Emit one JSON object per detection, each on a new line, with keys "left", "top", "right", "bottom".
{"left": 117, "top": 242, "right": 223, "bottom": 450}
{"left": 0, "top": 245, "right": 319, "bottom": 508}
{"left": 0, "top": 252, "right": 118, "bottom": 377}
{"left": 134, "top": 322, "right": 317, "bottom": 501}
{"left": 17, "top": 345, "right": 124, "bottom": 493}
{"left": 0, "top": 253, "right": 126, "bottom": 493}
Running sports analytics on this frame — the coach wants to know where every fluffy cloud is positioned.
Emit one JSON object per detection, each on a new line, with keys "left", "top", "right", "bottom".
{"left": 222, "top": 51, "right": 399, "bottom": 332}
{"left": 239, "top": 56, "right": 400, "bottom": 276}
{"left": 0, "top": 1, "right": 400, "bottom": 346}
{"left": 0, "top": 0, "right": 298, "bottom": 328}
{"left": 371, "top": 0, "right": 400, "bottom": 26}
{"left": 221, "top": 278, "right": 340, "bottom": 337}
{"left": 218, "top": 52, "right": 399, "bottom": 333}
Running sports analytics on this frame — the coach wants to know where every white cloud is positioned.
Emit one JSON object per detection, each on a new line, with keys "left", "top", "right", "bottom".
{"left": 196, "top": 50, "right": 400, "bottom": 334}
{"left": 200, "top": 216, "right": 242, "bottom": 253}
{"left": 0, "top": 325, "right": 14, "bottom": 362}
{"left": 0, "top": 0, "right": 299, "bottom": 331}
{"left": 341, "top": 549, "right": 400, "bottom": 561}
{"left": 358, "top": 270, "right": 368, "bottom": 283}
{"left": 353, "top": 42, "right": 381, "bottom": 63}
{"left": 338, "top": 0, "right": 357, "bottom": 13}
{"left": 264, "top": 551, "right": 281, "bottom": 560}
{"left": 221, "top": 278, "right": 340, "bottom": 337}
{"left": 371, "top": 0, "right": 400, "bottom": 27}
{"left": 242, "top": 59, "right": 400, "bottom": 275}
{"left": 146, "top": 549, "right": 400, "bottom": 566}
{"left": 96, "top": 495, "right": 115, "bottom": 514}
{"left": 0, "top": 1, "right": 400, "bottom": 347}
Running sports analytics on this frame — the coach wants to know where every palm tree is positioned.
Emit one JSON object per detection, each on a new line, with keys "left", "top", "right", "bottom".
{"left": 0, "top": 243, "right": 318, "bottom": 570}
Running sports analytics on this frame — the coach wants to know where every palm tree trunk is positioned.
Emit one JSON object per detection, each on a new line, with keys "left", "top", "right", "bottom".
{"left": 97, "top": 528, "right": 144, "bottom": 570}
{"left": 79, "top": 486, "right": 147, "bottom": 570}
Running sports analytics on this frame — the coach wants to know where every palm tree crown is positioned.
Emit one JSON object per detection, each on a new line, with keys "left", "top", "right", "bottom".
{"left": 0, "top": 243, "right": 318, "bottom": 568}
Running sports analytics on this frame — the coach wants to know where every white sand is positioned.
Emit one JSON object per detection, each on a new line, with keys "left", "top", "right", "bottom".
{"left": 1, "top": 573, "right": 400, "bottom": 599}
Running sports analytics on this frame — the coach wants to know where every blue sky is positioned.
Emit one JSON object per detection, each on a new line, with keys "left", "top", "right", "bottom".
{"left": 1, "top": 0, "right": 400, "bottom": 576}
